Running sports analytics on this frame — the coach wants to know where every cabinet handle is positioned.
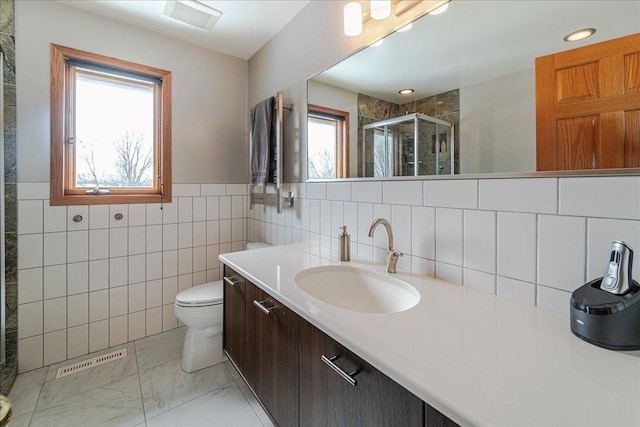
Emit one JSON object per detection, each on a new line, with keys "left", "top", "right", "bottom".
{"left": 321, "top": 355, "right": 359, "bottom": 387}
{"left": 223, "top": 276, "right": 239, "bottom": 286}
{"left": 253, "top": 299, "right": 275, "bottom": 315}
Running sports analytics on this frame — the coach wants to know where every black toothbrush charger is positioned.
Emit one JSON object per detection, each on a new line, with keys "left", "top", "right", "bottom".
{"left": 570, "top": 241, "right": 640, "bottom": 350}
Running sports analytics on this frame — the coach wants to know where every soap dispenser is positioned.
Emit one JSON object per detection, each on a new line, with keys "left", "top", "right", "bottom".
{"left": 339, "top": 226, "right": 351, "bottom": 262}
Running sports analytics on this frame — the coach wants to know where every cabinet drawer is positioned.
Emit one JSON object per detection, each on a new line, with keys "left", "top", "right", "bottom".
{"left": 299, "top": 318, "right": 423, "bottom": 427}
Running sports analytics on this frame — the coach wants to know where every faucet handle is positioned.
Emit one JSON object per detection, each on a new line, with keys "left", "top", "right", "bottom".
{"left": 390, "top": 249, "right": 403, "bottom": 258}
{"left": 387, "top": 249, "right": 403, "bottom": 273}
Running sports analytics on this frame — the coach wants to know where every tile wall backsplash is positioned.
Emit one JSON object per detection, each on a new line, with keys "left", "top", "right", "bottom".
{"left": 17, "top": 183, "right": 247, "bottom": 372}
{"left": 248, "top": 176, "right": 640, "bottom": 318}
{"left": 16, "top": 175, "right": 640, "bottom": 372}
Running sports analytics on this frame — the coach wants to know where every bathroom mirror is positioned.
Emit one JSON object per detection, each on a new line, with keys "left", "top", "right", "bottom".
{"left": 306, "top": 0, "right": 640, "bottom": 180}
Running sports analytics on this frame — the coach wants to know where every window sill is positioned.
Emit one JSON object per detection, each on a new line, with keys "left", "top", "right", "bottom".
{"left": 49, "top": 192, "right": 171, "bottom": 206}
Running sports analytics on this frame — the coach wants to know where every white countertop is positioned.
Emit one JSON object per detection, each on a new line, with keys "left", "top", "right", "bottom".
{"left": 220, "top": 244, "right": 640, "bottom": 427}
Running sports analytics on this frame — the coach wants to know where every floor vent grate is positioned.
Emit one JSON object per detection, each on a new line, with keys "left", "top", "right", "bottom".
{"left": 55, "top": 348, "right": 128, "bottom": 379}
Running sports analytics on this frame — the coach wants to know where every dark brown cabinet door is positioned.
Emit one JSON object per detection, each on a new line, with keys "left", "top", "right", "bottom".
{"left": 299, "top": 318, "right": 423, "bottom": 427}
{"left": 246, "top": 283, "right": 300, "bottom": 427}
{"left": 222, "top": 266, "right": 247, "bottom": 375}
{"left": 425, "top": 404, "right": 460, "bottom": 427}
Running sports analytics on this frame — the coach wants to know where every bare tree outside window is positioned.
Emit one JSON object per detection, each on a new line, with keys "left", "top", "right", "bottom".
{"left": 373, "top": 130, "right": 393, "bottom": 177}
{"left": 77, "top": 129, "right": 153, "bottom": 188}
{"left": 307, "top": 116, "right": 337, "bottom": 180}
{"left": 114, "top": 129, "right": 153, "bottom": 187}
{"left": 77, "top": 140, "right": 102, "bottom": 188}
{"left": 308, "top": 147, "right": 335, "bottom": 179}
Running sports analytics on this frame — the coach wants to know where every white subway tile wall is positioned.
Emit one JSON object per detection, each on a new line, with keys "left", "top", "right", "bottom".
{"left": 17, "top": 183, "right": 248, "bottom": 372}
{"left": 326, "top": 182, "right": 351, "bottom": 201}
{"left": 497, "top": 212, "right": 537, "bottom": 283}
{"left": 463, "top": 210, "right": 496, "bottom": 274}
{"left": 479, "top": 178, "right": 557, "bottom": 213}
{"left": 537, "top": 215, "right": 586, "bottom": 292}
{"left": 248, "top": 177, "right": 640, "bottom": 318}
{"left": 383, "top": 181, "right": 422, "bottom": 206}
{"left": 559, "top": 177, "right": 640, "bottom": 220}
{"left": 18, "top": 176, "right": 640, "bottom": 371}
{"left": 424, "top": 180, "right": 478, "bottom": 209}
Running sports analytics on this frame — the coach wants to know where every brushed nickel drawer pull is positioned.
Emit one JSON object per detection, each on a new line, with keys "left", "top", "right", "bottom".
{"left": 253, "top": 299, "right": 274, "bottom": 315}
{"left": 223, "top": 276, "right": 238, "bottom": 286}
{"left": 321, "top": 355, "right": 358, "bottom": 386}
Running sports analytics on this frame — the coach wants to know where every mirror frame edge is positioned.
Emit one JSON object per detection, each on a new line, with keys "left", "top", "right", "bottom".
{"left": 304, "top": 168, "right": 640, "bottom": 183}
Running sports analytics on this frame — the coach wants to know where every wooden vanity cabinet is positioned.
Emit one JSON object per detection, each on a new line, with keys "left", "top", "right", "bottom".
{"left": 245, "top": 283, "right": 299, "bottom": 427}
{"left": 222, "top": 267, "right": 248, "bottom": 376}
{"left": 298, "top": 318, "right": 424, "bottom": 426}
{"left": 223, "top": 265, "right": 299, "bottom": 427}
{"left": 223, "top": 265, "right": 458, "bottom": 427}
{"left": 426, "top": 404, "right": 460, "bottom": 427}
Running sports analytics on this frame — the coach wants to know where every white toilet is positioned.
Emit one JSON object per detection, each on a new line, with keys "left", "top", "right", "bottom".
{"left": 174, "top": 242, "right": 271, "bottom": 373}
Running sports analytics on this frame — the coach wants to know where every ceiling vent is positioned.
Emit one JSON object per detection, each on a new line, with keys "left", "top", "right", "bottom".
{"left": 162, "top": 1, "right": 222, "bottom": 32}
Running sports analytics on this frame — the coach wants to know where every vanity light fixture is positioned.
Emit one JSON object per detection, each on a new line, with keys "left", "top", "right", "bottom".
{"left": 343, "top": 0, "right": 450, "bottom": 37}
{"left": 371, "top": 0, "right": 391, "bottom": 20}
{"left": 344, "top": 2, "right": 363, "bottom": 37}
{"left": 399, "top": 88, "right": 414, "bottom": 95}
{"left": 162, "top": 0, "right": 222, "bottom": 32}
{"left": 371, "top": 39, "right": 384, "bottom": 47}
{"left": 563, "top": 28, "right": 596, "bottom": 42}
{"left": 397, "top": 23, "right": 413, "bottom": 32}
{"left": 428, "top": 2, "right": 449, "bottom": 15}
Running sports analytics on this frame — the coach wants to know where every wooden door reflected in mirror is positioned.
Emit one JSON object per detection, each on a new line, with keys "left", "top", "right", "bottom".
{"left": 536, "top": 33, "right": 640, "bottom": 171}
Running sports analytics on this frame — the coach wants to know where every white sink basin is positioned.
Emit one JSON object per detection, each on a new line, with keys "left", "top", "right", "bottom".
{"left": 294, "top": 265, "right": 420, "bottom": 314}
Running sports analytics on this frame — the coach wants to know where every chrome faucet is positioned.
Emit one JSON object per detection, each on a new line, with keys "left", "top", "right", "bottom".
{"left": 367, "top": 218, "right": 403, "bottom": 273}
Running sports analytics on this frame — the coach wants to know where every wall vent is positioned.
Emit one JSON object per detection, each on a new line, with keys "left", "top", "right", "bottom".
{"left": 55, "top": 348, "right": 128, "bottom": 379}
{"left": 162, "top": 1, "right": 223, "bottom": 32}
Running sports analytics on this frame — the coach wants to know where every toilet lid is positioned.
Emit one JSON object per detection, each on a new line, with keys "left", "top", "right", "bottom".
{"left": 176, "top": 281, "right": 223, "bottom": 307}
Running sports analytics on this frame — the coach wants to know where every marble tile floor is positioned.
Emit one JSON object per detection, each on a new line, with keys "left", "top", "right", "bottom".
{"left": 6, "top": 327, "right": 274, "bottom": 427}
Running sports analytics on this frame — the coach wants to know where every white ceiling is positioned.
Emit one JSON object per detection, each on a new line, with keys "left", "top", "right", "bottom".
{"left": 313, "top": 0, "right": 640, "bottom": 104}
{"left": 56, "top": 0, "right": 310, "bottom": 60}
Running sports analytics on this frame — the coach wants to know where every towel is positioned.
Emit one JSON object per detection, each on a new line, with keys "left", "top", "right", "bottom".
{"left": 250, "top": 96, "right": 276, "bottom": 186}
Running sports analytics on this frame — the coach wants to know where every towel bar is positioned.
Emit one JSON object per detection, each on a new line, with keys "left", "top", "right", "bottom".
{"left": 249, "top": 91, "right": 292, "bottom": 213}
{"left": 249, "top": 188, "right": 294, "bottom": 211}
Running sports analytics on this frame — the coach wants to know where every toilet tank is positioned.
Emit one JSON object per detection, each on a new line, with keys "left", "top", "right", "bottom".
{"left": 246, "top": 242, "right": 271, "bottom": 250}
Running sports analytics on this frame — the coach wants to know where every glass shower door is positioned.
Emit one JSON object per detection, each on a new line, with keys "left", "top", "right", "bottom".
{"left": 417, "top": 119, "right": 454, "bottom": 175}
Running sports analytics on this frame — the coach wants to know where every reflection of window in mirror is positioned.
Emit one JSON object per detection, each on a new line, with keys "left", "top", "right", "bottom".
{"left": 308, "top": 105, "right": 349, "bottom": 179}
{"left": 373, "top": 129, "right": 393, "bottom": 177}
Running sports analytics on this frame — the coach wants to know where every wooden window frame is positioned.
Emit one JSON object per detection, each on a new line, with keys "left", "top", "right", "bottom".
{"left": 50, "top": 44, "right": 172, "bottom": 205}
{"left": 308, "top": 104, "right": 350, "bottom": 178}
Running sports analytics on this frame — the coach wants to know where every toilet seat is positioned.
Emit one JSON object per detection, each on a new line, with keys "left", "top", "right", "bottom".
{"left": 175, "top": 281, "right": 223, "bottom": 308}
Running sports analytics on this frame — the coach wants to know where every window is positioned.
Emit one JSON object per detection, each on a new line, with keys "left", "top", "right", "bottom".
{"left": 373, "top": 128, "right": 394, "bottom": 177}
{"left": 50, "top": 44, "right": 171, "bottom": 205}
{"left": 307, "top": 105, "right": 349, "bottom": 179}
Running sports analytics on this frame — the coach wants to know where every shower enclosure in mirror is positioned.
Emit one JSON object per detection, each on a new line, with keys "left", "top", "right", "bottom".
{"left": 362, "top": 113, "right": 454, "bottom": 177}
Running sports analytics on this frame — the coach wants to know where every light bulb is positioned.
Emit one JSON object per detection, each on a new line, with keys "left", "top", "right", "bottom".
{"left": 370, "top": 0, "right": 391, "bottom": 20}
{"left": 429, "top": 2, "right": 449, "bottom": 15}
{"left": 563, "top": 28, "right": 596, "bottom": 42}
{"left": 344, "top": 2, "right": 363, "bottom": 37}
